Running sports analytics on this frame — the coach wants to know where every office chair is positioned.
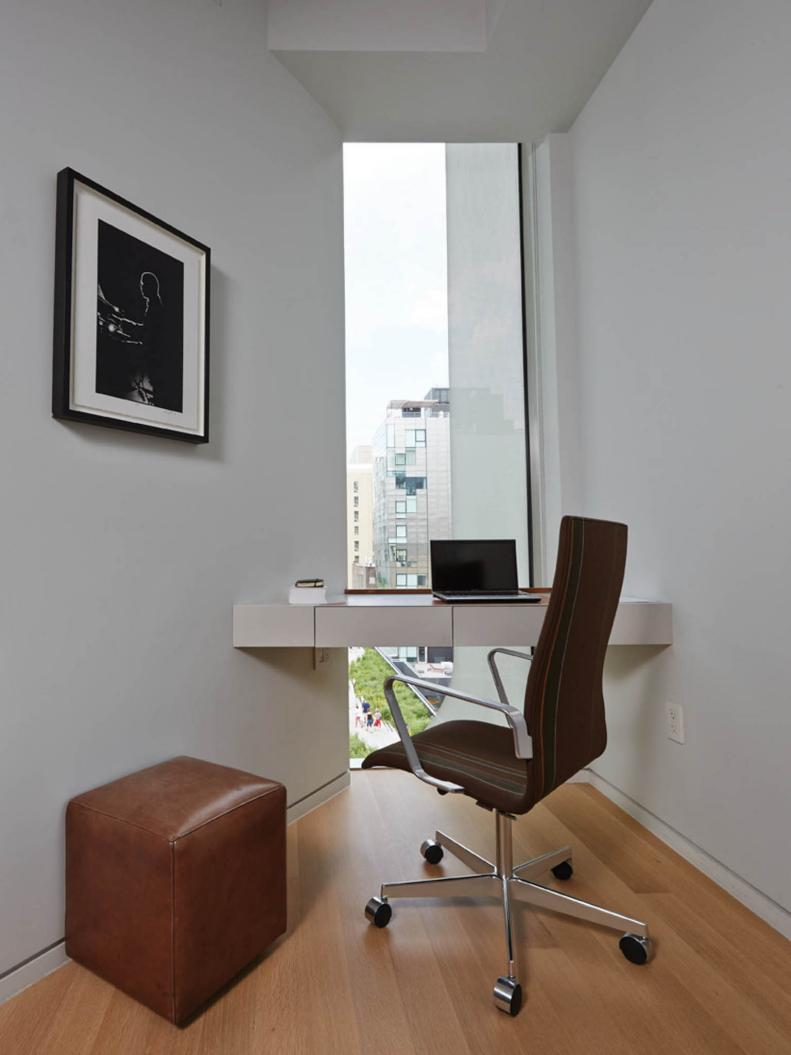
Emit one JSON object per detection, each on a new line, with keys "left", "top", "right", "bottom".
{"left": 362, "top": 516, "right": 651, "bottom": 1016}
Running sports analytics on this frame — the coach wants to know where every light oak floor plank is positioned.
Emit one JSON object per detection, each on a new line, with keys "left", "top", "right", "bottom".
{"left": 0, "top": 773, "right": 789, "bottom": 1055}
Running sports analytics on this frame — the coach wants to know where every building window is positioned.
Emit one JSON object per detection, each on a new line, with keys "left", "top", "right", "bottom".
{"left": 354, "top": 540, "right": 360, "bottom": 551}
{"left": 354, "top": 510, "right": 359, "bottom": 522}
{"left": 395, "top": 500, "right": 406, "bottom": 517}
{"left": 415, "top": 429, "right": 426, "bottom": 446}
{"left": 353, "top": 480, "right": 359, "bottom": 492}
{"left": 353, "top": 496, "right": 359, "bottom": 507}
{"left": 354, "top": 526, "right": 359, "bottom": 536}
{"left": 395, "top": 524, "right": 407, "bottom": 540}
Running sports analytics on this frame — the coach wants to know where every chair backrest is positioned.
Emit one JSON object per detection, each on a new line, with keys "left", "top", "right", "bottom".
{"left": 525, "top": 516, "right": 627, "bottom": 804}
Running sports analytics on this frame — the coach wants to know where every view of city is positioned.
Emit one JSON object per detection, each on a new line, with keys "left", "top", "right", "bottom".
{"left": 344, "top": 142, "right": 528, "bottom": 761}
{"left": 344, "top": 144, "right": 454, "bottom": 759}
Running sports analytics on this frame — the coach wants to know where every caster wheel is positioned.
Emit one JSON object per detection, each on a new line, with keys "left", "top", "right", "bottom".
{"left": 493, "top": 976, "right": 523, "bottom": 1016}
{"left": 365, "top": 897, "right": 392, "bottom": 928}
{"left": 421, "top": 839, "right": 444, "bottom": 865}
{"left": 619, "top": 933, "right": 652, "bottom": 965}
{"left": 551, "top": 859, "right": 574, "bottom": 881}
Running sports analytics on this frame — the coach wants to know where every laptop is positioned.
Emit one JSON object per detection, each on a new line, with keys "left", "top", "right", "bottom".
{"left": 430, "top": 540, "right": 542, "bottom": 603}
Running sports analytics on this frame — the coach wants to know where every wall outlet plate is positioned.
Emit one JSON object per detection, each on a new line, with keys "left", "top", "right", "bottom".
{"left": 666, "top": 702, "right": 685, "bottom": 744}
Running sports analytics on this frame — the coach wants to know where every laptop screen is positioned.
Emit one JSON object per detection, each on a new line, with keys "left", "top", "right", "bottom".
{"left": 430, "top": 540, "right": 518, "bottom": 592}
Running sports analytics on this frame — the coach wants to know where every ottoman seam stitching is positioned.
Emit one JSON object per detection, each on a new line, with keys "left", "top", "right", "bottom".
{"left": 68, "top": 801, "right": 165, "bottom": 839}
{"left": 68, "top": 787, "right": 282, "bottom": 841}
{"left": 172, "top": 786, "right": 285, "bottom": 842}
{"left": 171, "top": 842, "right": 176, "bottom": 1023}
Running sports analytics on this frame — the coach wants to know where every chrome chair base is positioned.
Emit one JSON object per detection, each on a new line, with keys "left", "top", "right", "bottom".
{"left": 366, "top": 812, "right": 652, "bottom": 1016}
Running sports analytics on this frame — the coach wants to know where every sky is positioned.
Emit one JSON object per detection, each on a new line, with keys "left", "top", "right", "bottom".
{"left": 343, "top": 143, "right": 449, "bottom": 456}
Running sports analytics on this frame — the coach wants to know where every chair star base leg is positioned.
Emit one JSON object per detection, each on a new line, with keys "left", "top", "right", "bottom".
{"left": 366, "top": 811, "right": 651, "bottom": 1018}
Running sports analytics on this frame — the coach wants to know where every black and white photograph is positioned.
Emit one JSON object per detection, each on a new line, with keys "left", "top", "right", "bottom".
{"left": 53, "top": 168, "right": 210, "bottom": 442}
{"left": 96, "top": 220, "right": 184, "bottom": 412}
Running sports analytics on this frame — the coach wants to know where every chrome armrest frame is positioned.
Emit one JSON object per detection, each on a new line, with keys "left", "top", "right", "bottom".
{"left": 487, "top": 647, "right": 534, "bottom": 706}
{"left": 383, "top": 673, "right": 533, "bottom": 795}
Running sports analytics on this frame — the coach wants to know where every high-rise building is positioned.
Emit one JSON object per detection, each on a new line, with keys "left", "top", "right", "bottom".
{"left": 372, "top": 388, "right": 451, "bottom": 588}
{"left": 346, "top": 445, "right": 375, "bottom": 588}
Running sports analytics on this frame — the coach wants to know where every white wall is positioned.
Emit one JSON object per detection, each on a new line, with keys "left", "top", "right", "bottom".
{"left": 0, "top": 0, "right": 347, "bottom": 978}
{"left": 569, "top": 0, "right": 791, "bottom": 916}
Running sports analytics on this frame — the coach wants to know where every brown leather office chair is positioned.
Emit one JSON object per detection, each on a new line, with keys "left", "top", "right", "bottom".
{"left": 362, "top": 516, "right": 651, "bottom": 1016}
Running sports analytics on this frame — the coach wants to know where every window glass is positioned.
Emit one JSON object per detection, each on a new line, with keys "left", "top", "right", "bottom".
{"left": 344, "top": 143, "right": 530, "bottom": 764}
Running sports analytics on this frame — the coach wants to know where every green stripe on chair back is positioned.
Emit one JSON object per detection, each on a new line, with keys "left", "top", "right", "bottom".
{"left": 525, "top": 516, "right": 627, "bottom": 803}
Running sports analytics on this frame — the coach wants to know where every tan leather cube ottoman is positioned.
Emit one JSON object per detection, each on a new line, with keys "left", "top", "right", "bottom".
{"left": 66, "top": 756, "right": 286, "bottom": 1025}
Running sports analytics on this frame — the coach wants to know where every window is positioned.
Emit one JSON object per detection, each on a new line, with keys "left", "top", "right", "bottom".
{"left": 394, "top": 576, "right": 419, "bottom": 589}
{"left": 395, "top": 574, "right": 419, "bottom": 587}
{"left": 395, "top": 474, "right": 426, "bottom": 494}
{"left": 344, "top": 143, "right": 531, "bottom": 765}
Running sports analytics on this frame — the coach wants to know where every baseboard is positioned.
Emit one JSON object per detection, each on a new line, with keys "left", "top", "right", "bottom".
{"left": 286, "top": 769, "right": 350, "bottom": 825}
{"left": 0, "top": 771, "right": 351, "bottom": 1009}
{"left": 583, "top": 768, "right": 791, "bottom": 941}
{"left": 0, "top": 942, "right": 68, "bottom": 1008}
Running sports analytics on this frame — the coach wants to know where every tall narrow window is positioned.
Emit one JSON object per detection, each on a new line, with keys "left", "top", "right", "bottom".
{"left": 345, "top": 143, "right": 530, "bottom": 762}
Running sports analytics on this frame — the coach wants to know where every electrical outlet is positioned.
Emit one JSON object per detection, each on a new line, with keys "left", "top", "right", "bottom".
{"left": 666, "top": 702, "right": 685, "bottom": 744}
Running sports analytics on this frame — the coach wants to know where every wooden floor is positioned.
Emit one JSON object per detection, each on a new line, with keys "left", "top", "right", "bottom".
{"left": 2, "top": 773, "right": 790, "bottom": 1055}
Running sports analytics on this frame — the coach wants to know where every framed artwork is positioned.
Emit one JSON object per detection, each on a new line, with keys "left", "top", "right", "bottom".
{"left": 53, "top": 168, "right": 210, "bottom": 443}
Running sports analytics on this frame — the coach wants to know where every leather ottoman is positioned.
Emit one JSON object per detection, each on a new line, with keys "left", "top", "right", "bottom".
{"left": 66, "top": 756, "right": 286, "bottom": 1025}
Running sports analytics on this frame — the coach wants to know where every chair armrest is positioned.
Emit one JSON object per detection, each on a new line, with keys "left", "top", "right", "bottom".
{"left": 487, "top": 648, "right": 533, "bottom": 706}
{"left": 383, "top": 674, "right": 533, "bottom": 795}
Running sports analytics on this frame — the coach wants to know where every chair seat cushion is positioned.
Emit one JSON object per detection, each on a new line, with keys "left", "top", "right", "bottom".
{"left": 361, "top": 720, "right": 531, "bottom": 814}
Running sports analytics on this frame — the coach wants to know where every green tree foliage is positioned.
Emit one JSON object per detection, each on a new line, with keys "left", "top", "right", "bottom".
{"left": 349, "top": 733, "right": 370, "bottom": 759}
{"left": 349, "top": 649, "right": 433, "bottom": 736}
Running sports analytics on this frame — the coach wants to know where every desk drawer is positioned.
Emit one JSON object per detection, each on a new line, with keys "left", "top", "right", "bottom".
{"left": 315, "top": 604, "right": 452, "bottom": 647}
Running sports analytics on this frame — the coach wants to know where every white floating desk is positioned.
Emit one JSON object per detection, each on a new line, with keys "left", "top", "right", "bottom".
{"left": 233, "top": 594, "right": 672, "bottom": 649}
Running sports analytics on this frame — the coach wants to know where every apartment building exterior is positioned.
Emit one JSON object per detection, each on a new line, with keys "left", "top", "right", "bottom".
{"left": 372, "top": 388, "right": 451, "bottom": 588}
{"left": 346, "top": 445, "right": 375, "bottom": 587}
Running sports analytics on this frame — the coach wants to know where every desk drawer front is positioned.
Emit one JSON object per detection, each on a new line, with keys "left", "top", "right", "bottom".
{"left": 315, "top": 605, "right": 452, "bottom": 647}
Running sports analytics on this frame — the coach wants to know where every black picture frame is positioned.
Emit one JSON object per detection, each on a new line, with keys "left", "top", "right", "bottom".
{"left": 53, "top": 168, "right": 211, "bottom": 443}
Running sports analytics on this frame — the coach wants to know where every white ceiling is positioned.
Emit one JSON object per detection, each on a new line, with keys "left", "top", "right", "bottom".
{"left": 268, "top": 0, "right": 653, "bottom": 142}
{"left": 268, "top": 0, "right": 492, "bottom": 53}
